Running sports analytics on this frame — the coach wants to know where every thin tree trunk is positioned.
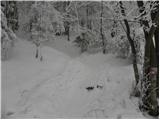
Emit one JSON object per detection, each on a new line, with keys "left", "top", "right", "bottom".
{"left": 67, "top": 26, "right": 70, "bottom": 41}
{"left": 35, "top": 46, "right": 39, "bottom": 58}
{"left": 86, "top": 4, "right": 89, "bottom": 29}
{"left": 75, "top": 2, "right": 80, "bottom": 33}
{"left": 86, "top": 4, "right": 92, "bottom": 30}
{"left": 67, "top": 1, "right": 70, "bottom": 41}
{"left": 100, "top": 0, "right": 106, "bottom": 54}
{"left": 119, "top": 1, "right": 139, "bottom": 86}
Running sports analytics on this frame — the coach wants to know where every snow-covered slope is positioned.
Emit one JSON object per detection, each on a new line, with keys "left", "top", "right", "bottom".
{"left": 2, "top": 37, "right": 145, "bottom": 118}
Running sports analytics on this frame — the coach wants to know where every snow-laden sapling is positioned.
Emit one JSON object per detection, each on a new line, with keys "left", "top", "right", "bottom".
{"left": 31, "top": 21, "right": 43, "bottom": 61}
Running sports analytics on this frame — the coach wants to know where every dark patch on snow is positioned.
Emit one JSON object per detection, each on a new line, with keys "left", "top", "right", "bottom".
{"left": 86, "top": 86, "right": 94, "bottom": 91}
{"left": 97, "top": 85, "right": 103, "bottom": 89}
{"left": 86, "top": 85, "right": 103, "bottom": 91}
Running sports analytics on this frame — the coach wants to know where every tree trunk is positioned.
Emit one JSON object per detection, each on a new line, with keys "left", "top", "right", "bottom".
{"left": 100, "top": 0, "right": 106, "bottom": 54}
{"left": 67, "top": 1, "right": 70, "bottom": 41}
{"left": 65, "top": 13, "right": 70, "bottom": 41}
{"left": 137, "top": 1, "right": 159, "bottom": 116}
{"left": 35, "top": 46, "right": 39, "bottom": 59}
{"left": 67, "top": 26, "right": 70, "bottom": 41}
{"left": 86, "top": 4, "right": 92, "bottom": 30}
{"left": 119, "top": 1, "right": 139, "bottom": 87}
{"left": 150, "top": 1, "right": 159, "bottom": 98}
{"left": 86, "top": 4, "right": 89, "bottom": 29}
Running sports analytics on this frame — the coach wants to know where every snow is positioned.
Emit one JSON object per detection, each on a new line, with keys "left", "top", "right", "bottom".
{"left": 2, "top": 35, "right": 146, "bottom": 118}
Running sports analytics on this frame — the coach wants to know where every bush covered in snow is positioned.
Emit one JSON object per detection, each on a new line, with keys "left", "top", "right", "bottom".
{"left": 105, "top": 34, "right": 130, "bottom": 59}
{"left": 73, "top": 30, "right": 99, "bottom": 53}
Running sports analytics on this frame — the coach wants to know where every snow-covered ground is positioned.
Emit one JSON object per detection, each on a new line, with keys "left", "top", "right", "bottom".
{"left": 2, "top": 35, "right": 146, "bottom": 118}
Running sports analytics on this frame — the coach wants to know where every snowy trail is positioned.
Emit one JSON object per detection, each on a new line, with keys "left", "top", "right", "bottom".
{"left": 2, "top": 38, "right": 145, "bottom": 118}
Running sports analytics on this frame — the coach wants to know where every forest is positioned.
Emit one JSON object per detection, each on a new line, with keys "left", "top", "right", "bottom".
{"left": 1, "top": 0, "right": 159, "bottom": 119}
